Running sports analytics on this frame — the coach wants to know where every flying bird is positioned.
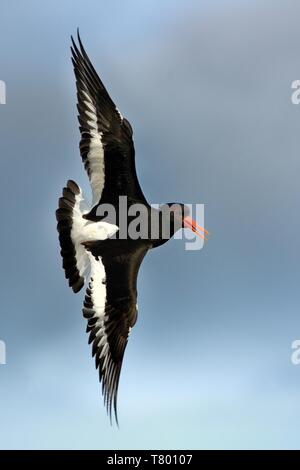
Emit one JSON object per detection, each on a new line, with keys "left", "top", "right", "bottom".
{"left": 56, "top": 31, "right": 208, "bottom": 423}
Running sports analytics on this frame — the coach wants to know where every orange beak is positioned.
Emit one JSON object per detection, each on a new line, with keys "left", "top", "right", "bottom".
{"left": 183, "top": 216, "right": 209, "bottom": 241}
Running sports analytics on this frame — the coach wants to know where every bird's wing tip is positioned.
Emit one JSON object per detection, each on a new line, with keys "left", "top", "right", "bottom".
{"left": 70, "top": 28, "right": 87, "bottom": 59}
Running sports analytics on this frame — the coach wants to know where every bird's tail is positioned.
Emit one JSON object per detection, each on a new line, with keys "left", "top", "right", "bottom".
{"left": 56, "top": 180, "right": 91, "bottom": 293}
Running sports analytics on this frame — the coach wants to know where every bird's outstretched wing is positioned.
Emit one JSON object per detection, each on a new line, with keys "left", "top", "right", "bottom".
{"left": 71, "top": 31, "right": 147, "bottom": 206}
{"left": 82, "top": 242, "right": 148, "bottom": 423}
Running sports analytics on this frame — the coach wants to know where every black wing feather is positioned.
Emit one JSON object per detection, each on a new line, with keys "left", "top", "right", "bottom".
{"left": 83, "top": 242, "right": 148, "bottom": 424}
{"left": 71, "top": 31, "right": 147, "bottom": 205}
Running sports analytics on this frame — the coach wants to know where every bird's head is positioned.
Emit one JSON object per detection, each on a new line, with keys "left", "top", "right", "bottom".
{"left": 157, "top": 203, "right": 208, "bottom": 241}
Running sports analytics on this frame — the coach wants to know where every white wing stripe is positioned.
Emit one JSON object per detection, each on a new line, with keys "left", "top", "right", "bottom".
{"left": 100, "top": 343, "right": 109, "bottom": 359}
{"left": 82, "top": 90, "right": 93, "bottom": 103}
{"left": 88, "top": 255, "right": 111, "bottom": 370}
{"left": 86, "top": 254, "right": 120, "bottom": 375}
{"left": 70, "top": 189, "right": 90, "bottom": 280}
{"left": 88, "top": 136, "right": 105, "bottom": 205}
{"left": 84, "top": 101, "right": 96, "bottom": 112}
{"left": 82, "top": 95, "right": 105, "bottom": 205}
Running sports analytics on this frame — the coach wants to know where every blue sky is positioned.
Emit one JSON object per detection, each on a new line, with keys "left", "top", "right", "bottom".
{"left": 0, "top": 0, "right": 300, "bottom": 449}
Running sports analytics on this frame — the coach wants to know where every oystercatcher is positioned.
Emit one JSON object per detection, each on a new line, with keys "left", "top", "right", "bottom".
{"left": 56, "top": 32, "right": 208, "bottom": 423}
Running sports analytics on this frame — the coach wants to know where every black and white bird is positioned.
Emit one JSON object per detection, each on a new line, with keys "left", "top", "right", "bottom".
{"left": 56, "top": 31, "right": 208, "bottom": 423}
